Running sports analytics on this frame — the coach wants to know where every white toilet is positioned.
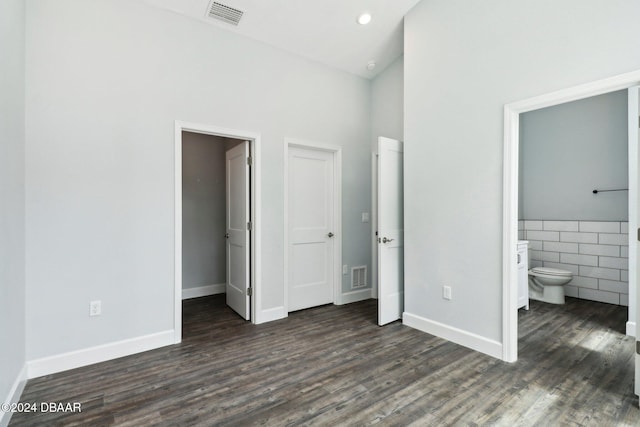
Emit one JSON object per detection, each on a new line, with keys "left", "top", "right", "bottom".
{"left": 528, "top": 267, "right": 573, "bottom": 304}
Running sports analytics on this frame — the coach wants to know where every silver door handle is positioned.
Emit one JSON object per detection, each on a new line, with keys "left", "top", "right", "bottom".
{"left": 327, "top": 232, "right": 334, "bottom": 238}
{"left": 382, "top": 237, "right": 394, "bottom": 243}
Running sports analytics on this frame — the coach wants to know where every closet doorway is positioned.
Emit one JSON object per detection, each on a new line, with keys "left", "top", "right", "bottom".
{"left": 174, "top": 122, "right": 261, "bottom": 343}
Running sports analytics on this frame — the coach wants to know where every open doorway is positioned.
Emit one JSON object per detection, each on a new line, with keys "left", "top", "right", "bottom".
{"left": 502, "top": 71, "right": 640, "bottom": 365}
{"left": 181, "top": 133, "right": 243, "bottom": 299}
{"left": 181, "top": 132, "right": 251, "bottom": 319}
{"left": 174, "top": 122, "right": 261, "bottom": 343}
{"left": 518, "top": 91, "right": 629, "bottom": 306}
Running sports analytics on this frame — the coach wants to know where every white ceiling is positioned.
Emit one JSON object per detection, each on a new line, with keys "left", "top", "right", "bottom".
{"left": 142, "top": 0, "right": 421, "bottom": 79}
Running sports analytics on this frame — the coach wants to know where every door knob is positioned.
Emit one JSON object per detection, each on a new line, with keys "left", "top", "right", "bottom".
{"left": 382, "top": 237, "right": 394, "bottom": 243}
{"left": 327, "top": 232, "right": 334, "bottom": 238}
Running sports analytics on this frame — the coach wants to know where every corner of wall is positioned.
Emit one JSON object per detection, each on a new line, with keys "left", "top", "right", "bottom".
{"left": 0, "top": 365, "right": 27, "bottom": 427}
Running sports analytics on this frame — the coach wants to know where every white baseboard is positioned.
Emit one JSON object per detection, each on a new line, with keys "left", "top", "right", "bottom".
{"left": 256, "top": 306, "right": 286, "bottom": 324}
{"left": 627, "top": 321, "right": 636, "bottom": 338}
{"left": 403, "top": 312, "right": 503, "bottom": 360}
{"left": 0, "top": 364, "right": 27, "bottom": 427}
{"left": 339, "top": 288, "right": 372, "bottom": 305}
{"left": 27, "top": 330, "right": 174, "bottom": 379}
{"left": 182, "top": 283, "right": 225, "bottom": 300}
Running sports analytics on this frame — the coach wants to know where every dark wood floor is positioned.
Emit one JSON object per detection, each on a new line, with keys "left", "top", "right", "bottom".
{"left": 10, "top": 296, "right": 638, "bottom": 426}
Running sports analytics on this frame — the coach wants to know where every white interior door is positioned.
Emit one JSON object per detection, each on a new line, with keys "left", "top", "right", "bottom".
{"left": 630, "top": 85, "right": 640, "bottom": 397}
{"left": 288, "top": 146, "right": 335, "bottom": 312}
{"left": 226, "top": 141, "right": 250, "bottom": 320}
{"left": 377, "top": 137, "right": 404, "bottom": 326}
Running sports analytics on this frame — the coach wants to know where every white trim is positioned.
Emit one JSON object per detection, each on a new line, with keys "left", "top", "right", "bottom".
{"left": 257, "top": 306, "right": 286, "bottom": 324}
{"left": 182, "top": 283, "right": 225, "bottom": 300}
{"left": 174, "top": 123, "right": 183, "bottom": 344}
{"left": 285, "top": 138, "right": 343, "bottom": 153}
{"left": 283, "top": 138, "right": 343, "bottom": 311}
{"left": 0, "top": 365, "right": 27, "bottom": 427}
{"left": 283, "top": 140, "right": 289, "bottom": 315}
{"left": 628, "top": 86, "right": 639, "bottom": 342}
{"left": 175, "top": 121, "right": 262, "bottom": 341}
{"left": 339, "top": 289, "right": 372, "bottom": 305}
{"left": 27, "top": 330, "right": 174, "bottom": 379}
{"left": 403, "top": 312, "right": 503, "bottom": 359}
{"left": 502, "top": 69, "right": 640, "bottom": 363}
{"left": 371, "top": 152, "right": 378, "bottom": 299}
{"left": 502, "top": 106, "right": 519, "bottom": 363}
{"left": 627, "top": 321, "right": 636, "bottom": 338}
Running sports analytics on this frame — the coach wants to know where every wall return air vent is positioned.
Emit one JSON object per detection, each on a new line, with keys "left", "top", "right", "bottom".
{"left": 351, "top": 266, "right": 367, "bottom": 289}
{"left": 207, "top": 1, "right": 244, "bottom": 26}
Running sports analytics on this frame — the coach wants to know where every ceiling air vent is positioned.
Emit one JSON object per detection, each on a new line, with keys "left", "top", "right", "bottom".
{"left": 207, "top": 1, "right": 244, "bottom": 26}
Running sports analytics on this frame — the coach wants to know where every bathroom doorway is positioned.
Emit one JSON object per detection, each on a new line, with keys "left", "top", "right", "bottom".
{"left": 519, "top": 90, "right": 629, "bottom": 306}
{"left": 502, "top": 72, "right": 640, "bottom": 365}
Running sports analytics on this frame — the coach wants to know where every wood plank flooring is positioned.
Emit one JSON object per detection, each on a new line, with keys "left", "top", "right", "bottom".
{"left": 10, "top": 296, "right": 639, "bottom": 426}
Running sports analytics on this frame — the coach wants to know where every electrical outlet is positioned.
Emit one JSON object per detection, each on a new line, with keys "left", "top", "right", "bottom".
{"left": 443, "top": 286, "right": 452, "bottom": 300}
{"left": 90, "top": 300, "right": 101, "bottom": 316}
{"left": 343, "top": 264, "right": 348, "bottom": 275}
{"left": 361, "top": 212, "right": 370, "bottom": 223}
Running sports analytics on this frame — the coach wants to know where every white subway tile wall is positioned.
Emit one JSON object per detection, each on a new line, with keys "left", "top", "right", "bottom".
{"left": 519, "top": 220, "right": 629, "bottom": 306}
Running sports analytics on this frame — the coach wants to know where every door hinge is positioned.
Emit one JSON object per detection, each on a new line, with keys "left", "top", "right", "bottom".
{"left": 247, "top": 287, "right": 252, "bottom": 296}
{"left": 247, "top": 221, "right": 252, "bottom": 231}
{"left": 637, "top": 340, "right": 640, "bottom": 355}
{"left": 637, "top": 228, "right": 640, "bottom": 242}
{"left": 247, "top": 156, "right": 252, "bottom": 166}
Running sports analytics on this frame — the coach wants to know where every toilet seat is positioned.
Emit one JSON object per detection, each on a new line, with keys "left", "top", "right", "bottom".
{"left": 529, "top": 267, "right": 572, "bottom": 278}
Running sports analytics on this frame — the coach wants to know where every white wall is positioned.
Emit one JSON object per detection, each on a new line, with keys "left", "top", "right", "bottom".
{"left": 0, "top": 0, "right": 26, "bottom": 419}
{"left": 404, "top": 0, "right": 640, "bottom": 347}
{"left": 25, "top": 0, "right": 370, "bottom": 361}
{"left": 520, "top": 90, "right": 628, "bottom": 220}
{"left": 182, "top": 132, "right": 227, "bottom": 290}
{"left": 371, "top": 56, "right": 404, "bottom": 145}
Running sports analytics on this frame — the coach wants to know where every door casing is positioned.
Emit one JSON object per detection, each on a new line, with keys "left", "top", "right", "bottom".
{"left": 174, "top": 121, "right": 261, "bottom": 343}
{"left": 283, "top": 138, "right": 342, "bottom": 313}
{"left": 371, "top": 152, "right": 379, "bottom": 299}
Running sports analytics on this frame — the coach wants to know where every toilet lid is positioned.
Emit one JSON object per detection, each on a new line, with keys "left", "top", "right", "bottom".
{"left": 530, "top": 267, "right": 572, "bottom": 276}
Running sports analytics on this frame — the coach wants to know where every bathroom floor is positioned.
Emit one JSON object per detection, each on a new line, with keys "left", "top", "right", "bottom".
{"left": 10, "top": 295, "right": 638, "bottom": 426}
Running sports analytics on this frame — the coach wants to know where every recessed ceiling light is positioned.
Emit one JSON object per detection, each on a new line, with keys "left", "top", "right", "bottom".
{"left": 367, "top": 61, "right": 376, "bottom": 71}
{"left": 357, "top": 13, "right": 372, "bottom": 25}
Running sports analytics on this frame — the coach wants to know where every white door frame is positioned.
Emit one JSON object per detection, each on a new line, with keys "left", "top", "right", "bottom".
{"left": 502, "top": 69, "right": 640, "bottom": 362}
{"left": 283, "top": 138, "right": 342, "bottom": 312}
{"left": 174, "top": 121, "right": 262, "bottom": 343}
{"left": 371, "top": 152, "right": 378, "bottom": 299}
